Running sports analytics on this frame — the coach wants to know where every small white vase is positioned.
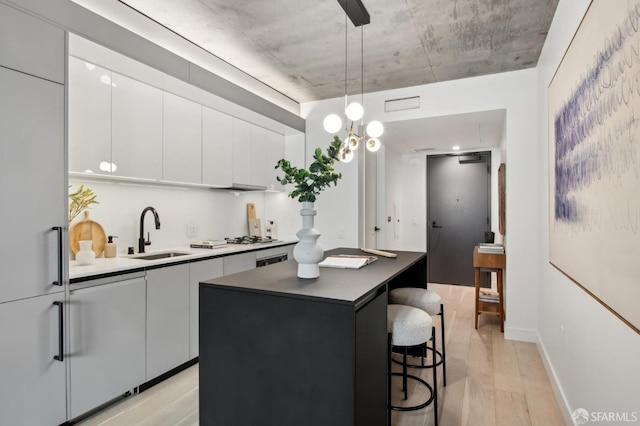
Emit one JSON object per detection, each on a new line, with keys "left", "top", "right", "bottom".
{"left": 76, "top": 240, "right": 96, "bottom": 265}
{"left": 293, "top": 201, "right": 323, "bottom": 279}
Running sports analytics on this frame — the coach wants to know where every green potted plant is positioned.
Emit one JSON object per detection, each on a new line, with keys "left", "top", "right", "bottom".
{"left": 274, "top": 135, "right": 343, "bottom": 202}
{"left": 275, "top": 136, "right": 344, "bottom": 278}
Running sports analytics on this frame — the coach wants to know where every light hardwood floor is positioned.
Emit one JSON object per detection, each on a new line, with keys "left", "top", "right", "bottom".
{"left": 77, "top": 283, "right": 565, "bottom": 426}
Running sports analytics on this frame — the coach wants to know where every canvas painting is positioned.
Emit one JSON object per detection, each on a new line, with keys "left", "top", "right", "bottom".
{"left": 549, "top": 0, "right": 640, "bottom": 333}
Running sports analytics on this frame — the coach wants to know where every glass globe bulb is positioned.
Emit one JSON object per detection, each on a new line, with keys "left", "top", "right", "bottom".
{"left": 340, "top": 147, "right": 354, "bottom": 163}
{"left": 366, "top": 138, "right": 381, "bottom": 152}
{"left": 345, "top": 102, "right": 364, "bottom": 121}
{"left": 366, "top": 120, "right": 384, "bottom": 138}
{"left": 348, "top": 135, "right": 359, "bottom": 150}
{"left": 323, "top": 114, "right": 342, "bottom": 133}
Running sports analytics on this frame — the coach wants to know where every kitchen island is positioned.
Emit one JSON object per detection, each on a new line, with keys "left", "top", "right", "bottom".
{"left": 199, "top": 248, "right": 426, "bottom": 426}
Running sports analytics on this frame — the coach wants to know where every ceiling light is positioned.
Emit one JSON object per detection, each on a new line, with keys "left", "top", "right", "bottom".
{"left": 452, "top": 145, "right": 460, "bottom": 151}
{"left": 366, "top": 120, "right": 384, "bottom": 138}
{"left": 366, "top": 138, "right": 381, "bottom": 152}
{"left": 323, "top": 114, "right": 343, "bottom": 133}
{"left": 323, "top": 1, "right": 383, "bottom": 156}
{"left": 346, "top": 102, "right": 363, "bottom": 121}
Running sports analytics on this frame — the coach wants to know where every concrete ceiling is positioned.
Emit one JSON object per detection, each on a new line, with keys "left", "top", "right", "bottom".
{"left": 115, "top": 0, "right": 558, "bottom": 153}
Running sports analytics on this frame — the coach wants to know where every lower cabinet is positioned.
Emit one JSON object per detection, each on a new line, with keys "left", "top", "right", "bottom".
{"left": 223, "top": 251, "right": 257, "bottom": 275}
{"left": 189, "top": 258, "right": 224, "bottom": 358}
{"left": 0, "top": 292, "right": 67, "bottom": 426}
{"left": 69, "top": 273, "right": 146, "bottom": 419}
{"left": 146, "top": 264, "right": 190, "bottom": 380}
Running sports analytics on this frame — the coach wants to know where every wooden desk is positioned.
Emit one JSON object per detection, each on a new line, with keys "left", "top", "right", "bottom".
{"left": 473, "top": 246, "right": 506, "bottom": 332}
{"left": 199, "top": 248, "right": 426, "bottom": 426}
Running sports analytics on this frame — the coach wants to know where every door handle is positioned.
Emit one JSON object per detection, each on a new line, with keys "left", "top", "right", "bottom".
{"left": 53, "top": 301, "right": 64, "bottom": 362}
{"left": 52, "top": 226, "right": 63, "bottom": 286}
{"left": 432, "top": 221, "right": 442, "bottom": 229}
{"left": 374, "top": 226, "right": 381, "bottom": 232}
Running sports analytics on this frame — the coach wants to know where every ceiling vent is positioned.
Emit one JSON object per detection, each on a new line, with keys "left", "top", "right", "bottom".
{"left": 384, "top": 96, "right": 421, "bottom": 112}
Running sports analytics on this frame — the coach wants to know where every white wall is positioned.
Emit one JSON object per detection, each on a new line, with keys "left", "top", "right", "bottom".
{"left": 536, "top": 0, "right": 640, "bottom": 422}
{"left": 302, "top": 69, "right": 540, "bottom": 340}
{"left": 68, "top": 178, "right": 299, "bottom": 256}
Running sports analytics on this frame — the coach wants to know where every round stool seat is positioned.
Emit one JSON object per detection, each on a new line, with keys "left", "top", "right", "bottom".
{"left": 390, "top": 287, "right": 441, "bottom": 316}
{"left": 387, "top": 304, "right": 432, "bottom": 347}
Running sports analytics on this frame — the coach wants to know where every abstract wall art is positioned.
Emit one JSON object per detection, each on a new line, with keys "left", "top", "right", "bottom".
{"left": 549, "top": 0, "right": 640, "bottom": 333}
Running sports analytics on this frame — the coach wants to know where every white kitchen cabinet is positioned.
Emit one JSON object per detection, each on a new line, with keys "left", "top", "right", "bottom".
{"left": 250, "top": 125, "right": 268, "bottom": 186}
{"left": 223, "top": 252, "right": 257, "bottom": 275}
{"left": 0, "top": 67, "right": 65, "bottom": 304}
{"left": 111, "top": 72, "right": 163, "bottom": 179}
{"left": 146, "top": 264, "right": 190, "bottom": 380}
{"left": 69, "top": 274, "right": 147, "bottom": 419}
{"left": 202, "top": 107, "right": 233, "bottom": 187}
{"left": 232, "top": 118, "right": 252, "bottom": 185}
{"left": 0, "top": 2, "right": 65, "bottom": 84}
{"left": 68, "top": 56, "right": 112, "bottom": 174}
{"left": 266, "top": 129, "right": 285, "bottom": 190}
{"left": 189, "top": 258, "right": 224, "bottom": 358}
{"left": 0, "top": 293, "right": 67, "bottom": 426}
{"left": 163, "top": 92, "right": 202, "bottom": 183}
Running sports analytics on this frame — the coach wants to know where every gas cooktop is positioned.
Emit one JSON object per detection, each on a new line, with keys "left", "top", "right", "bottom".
{"left": 225, "top": 236, "right": 278, "bottom": 245}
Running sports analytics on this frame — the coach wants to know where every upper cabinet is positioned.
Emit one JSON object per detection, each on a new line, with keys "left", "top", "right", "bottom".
{"left": 202, "top": 107, "right": 233, "bottom": 187}
{"left": 111, "top": 73, "right": 163, "bottom": 180}
{"left": 232, "top": 119, "right": 285, "bottom": 188}
{"left": 0, "top": 2, "right": 65, "bottom": 84}
{"left": 67, "top": 42, "right": 298, "bottom": 189}
{"left": 163, "top": 92, "right": 202, "bottom": 183}
{"left": 250, "top": 125, "right": 268, "bottom": 186}
{"left": 266, "top": 129, "right": 285, "bottom": 191}
{"left": 68, "top": 57, "right": 112, "bottom": 174}
{"left": 232, "top": 118, "right": 252, "bottom": 185}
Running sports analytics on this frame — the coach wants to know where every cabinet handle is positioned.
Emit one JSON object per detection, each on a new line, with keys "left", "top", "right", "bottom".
{"left": 52, "top": 226, "right": 63, "bottom": 286}
{"left": 53, "top": 301, "right": 64, "bottom": 362}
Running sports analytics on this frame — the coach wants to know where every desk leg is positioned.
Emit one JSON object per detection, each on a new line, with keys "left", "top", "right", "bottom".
{"left": 497, "top": 270, "right": 504, "bottom": 333}
{"left": 474, "top": 267, "right": 481, "bottom": 329}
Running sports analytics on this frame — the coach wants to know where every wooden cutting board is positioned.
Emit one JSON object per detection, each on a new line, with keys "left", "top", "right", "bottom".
{"left": 247, "top": 203, "right": 257, "bottom": 219}
{"left": 69, "top": 210, "right": 107, "bottom": 256}
{"left": 246, "top": 203, "right": 261, "bottom": 237}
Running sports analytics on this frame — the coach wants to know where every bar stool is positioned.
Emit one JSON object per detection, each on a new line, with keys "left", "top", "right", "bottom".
{"left": 387, "top": 304, "right": 438, "bottom": 426}
{"left": 389, "top": 287, "right": 446, "bottom": 386}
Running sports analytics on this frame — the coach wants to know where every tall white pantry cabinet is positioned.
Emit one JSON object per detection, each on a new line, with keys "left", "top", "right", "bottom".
{"left": 0, "top": 2, "right": 67, "bottom": 425}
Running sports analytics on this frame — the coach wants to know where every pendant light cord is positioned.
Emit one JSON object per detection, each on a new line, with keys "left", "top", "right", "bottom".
{"left": 361, "top": 24, "right": 364, "bottom": 128}
{"left": 344, "top": 11, "right": 348, "bottom": 114}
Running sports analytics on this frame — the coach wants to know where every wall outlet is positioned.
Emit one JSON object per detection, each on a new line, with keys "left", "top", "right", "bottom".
{"left": 337, "top": 227, "right": 344, "bottom": 239}
{"left": 186, "top": 223, "right": 198, "bottom": 238}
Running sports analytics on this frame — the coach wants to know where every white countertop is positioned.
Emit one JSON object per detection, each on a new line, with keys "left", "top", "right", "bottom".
{"left": 69, "top": 240, "right": 296, "bottom": 280}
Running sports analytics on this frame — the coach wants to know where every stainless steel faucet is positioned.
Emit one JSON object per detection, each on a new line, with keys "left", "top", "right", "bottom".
{"left": 138, "top": 206, "right": 161, "bottom": 253}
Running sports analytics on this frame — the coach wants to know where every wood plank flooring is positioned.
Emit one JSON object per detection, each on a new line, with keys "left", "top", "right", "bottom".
{"left": 76, "top": 284, "right": 565, "bottom": 426}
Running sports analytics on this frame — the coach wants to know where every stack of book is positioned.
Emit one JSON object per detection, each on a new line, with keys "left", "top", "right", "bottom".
{"left": 478, "top": 290, "right": 499, "bottom": 303}
{"left": 477, "top": 243, "right": 504, "bottom": 254}
{"left": 319, "top": 254, "right": 378, "bottom": 269}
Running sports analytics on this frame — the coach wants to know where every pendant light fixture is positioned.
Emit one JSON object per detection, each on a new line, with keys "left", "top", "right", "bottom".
{"left": 324, "top": 0, "right": 383, "bottom": 161}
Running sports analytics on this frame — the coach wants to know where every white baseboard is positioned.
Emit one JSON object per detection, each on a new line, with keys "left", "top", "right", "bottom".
{"left": 504, "top": 325, "right": 538, "bottom": 342}
{"left": 536, "top": 332, "right": 574, "bottom": 425}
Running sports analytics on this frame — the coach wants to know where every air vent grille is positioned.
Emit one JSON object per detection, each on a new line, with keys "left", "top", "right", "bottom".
{"left": 385, "top": 96, "right": 421, "bottom": 112}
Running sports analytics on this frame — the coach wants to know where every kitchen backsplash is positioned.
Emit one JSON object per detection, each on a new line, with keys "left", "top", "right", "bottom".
{"left": 69, "top": 178, "right": 300, "bottom": 257}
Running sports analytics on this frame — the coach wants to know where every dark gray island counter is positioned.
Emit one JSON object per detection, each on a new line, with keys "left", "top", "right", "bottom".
{"left": 199, "top": 248, "right": 426, "bottom": 426}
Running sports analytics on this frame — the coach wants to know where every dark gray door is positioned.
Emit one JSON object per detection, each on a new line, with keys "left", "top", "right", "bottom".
{"left": 427, "top": 153, "right": 491, "bottom": 285}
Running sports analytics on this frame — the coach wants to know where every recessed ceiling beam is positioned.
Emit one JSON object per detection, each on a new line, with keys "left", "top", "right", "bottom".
{"left": 337, "top": 0, "right": 370, "bottom": 27}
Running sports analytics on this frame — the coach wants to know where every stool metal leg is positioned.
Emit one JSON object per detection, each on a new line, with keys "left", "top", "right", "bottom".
{"left": 391, "top": 303, "right": 447, "bottom": 388}
{"left": 432, "top": 326, "right": 438, "bottom": 426}
{"left": 440, "top": 304, "right": 447, "bottom": 386}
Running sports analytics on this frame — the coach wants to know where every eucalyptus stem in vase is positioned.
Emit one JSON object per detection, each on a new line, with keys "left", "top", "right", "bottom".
{"left": 275, "top": 136, "right": 344, "bottom": 278}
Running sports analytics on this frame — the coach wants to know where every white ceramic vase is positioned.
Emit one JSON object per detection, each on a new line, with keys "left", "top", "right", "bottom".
{"left": 76, "top": 240, "right": 96, "bottom": 265}
{"left": 293, "top": 201, "right": 323, "bottom": 278}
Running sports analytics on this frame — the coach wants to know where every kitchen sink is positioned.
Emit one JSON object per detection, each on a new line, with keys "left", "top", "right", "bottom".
{"left": 130, "top": 251, "right": 190, "bottom": 261}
